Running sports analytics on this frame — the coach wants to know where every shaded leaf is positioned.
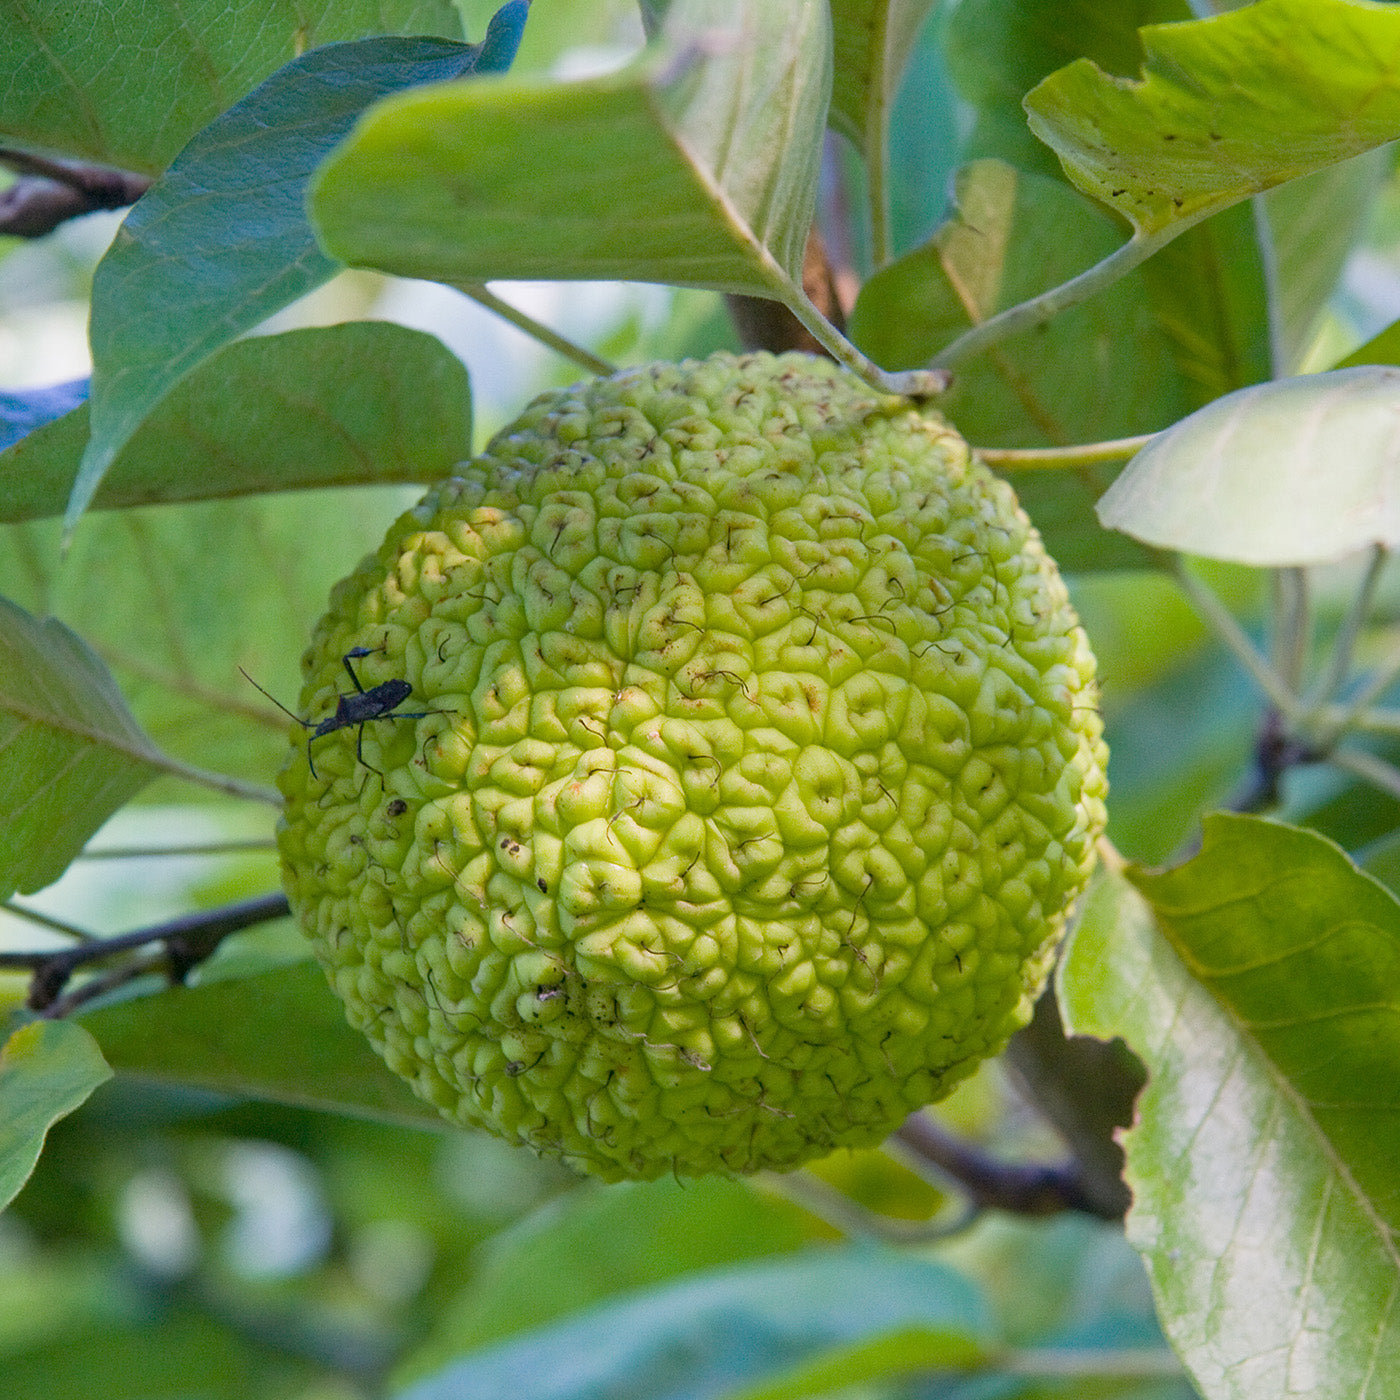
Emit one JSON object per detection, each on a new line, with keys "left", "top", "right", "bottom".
{"left": 1265, "top": 151, "right": 1387, "bottom": 375}
{"left": 1061, "top": 820, "right": 1400, "bottom": 1399}
{"left": 1025, "top": 0, "right": 1400, "bottom": 237}
{"left": 76, "top": 17, "right": 523, "bottom": 535}
{"left": 828, "top": 0, "right": 938, "bottom": 165}
{"left": 0, "top": 1021, "right": 112, "bottom": 1213}
{"left": 401, "top": 1177, "right": 816, "bottom": 1383}
{"left": 0, "top": 382, "right": 89, "bottom": 455}
{"left": 850, "top": 159, "right": 1185, "bottom": 570}
{"left": 82, "top": 960, "right": 444, "bottom": 1130}
{"left": 0, "top": 0, "right": 463, "bottom": 174}
{"left": 727, "top": 1329, "right": 988, "bottom": 1400}
{"left": 943, "top": 0, "right": 1189, "bottom": 181}
{"left": 1097, "top": 366, "right": 1400, "bottom": 565}
{"left": 311, "top": 0, "right": 829, "bottom": 298}
{"left": 0, "top": 597, "right": 164, "bottom": 899}
{"left": 940, "top": 0, "right": 1272, "bottom": 408}
{"left": 0, "top": 324, "right": 470, "bottom": 525}
{"left": 396, "top": 1245, "right": 989, "bottom": 1400}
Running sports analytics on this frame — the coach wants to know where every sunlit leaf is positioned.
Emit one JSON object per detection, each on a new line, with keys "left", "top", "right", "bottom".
{"left": 0, "top": 0, "right": 464, "bottom": 174}
{"left": 0, "top": 597, "right": 165, "bottom": 899}
{"left": 75, "top": 16, "right": 523, "bottom": 536}
{"left": 0, "top": 487, "right": 414, "bottom": 790}
{"left": 396, "top": 1246, "right": 989, "bottom": 1400}
{"left": 1061, "top": 820, "right": 1400, "bottom": 1399}
{"left": 1025, "top": 0, "right": 1400, "bottom": 237}
{"left": 311, "top": 0, "right": 830, "bottom": 297}
{"left": 1097, "top": 366, "right": 1400, "bottom": 565}
{"left": 83, "top": 961, "right": 444, "bottom": 1129}
{"left": 0, "top": 325, "right": 470, "bottom": 525}
{"left": 0, "top": 1021, "right": 112, "bottom": 1213}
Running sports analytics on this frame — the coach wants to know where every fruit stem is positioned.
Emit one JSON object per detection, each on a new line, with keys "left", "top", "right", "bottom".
{"left": 449, "top": 281, "right": 618, "bottom": 378}
{"left": 1171, "top": 558, "right": 1301, "bottom": 723}
{"left": 785, "top": 286, "right": 950, "bottom": 397}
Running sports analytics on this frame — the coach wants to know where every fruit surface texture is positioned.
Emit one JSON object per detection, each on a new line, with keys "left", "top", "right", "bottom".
{"left": 277, "top": 351, "right": 1108, "bottom": 1180}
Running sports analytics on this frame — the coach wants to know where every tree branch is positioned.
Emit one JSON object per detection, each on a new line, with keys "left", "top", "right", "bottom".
{"left": 0, "top": 148, "right": 150, "bottom": 237}
{"left": 2, "top": 891, "right": 291, "bottom": 1014}
{"left": 892, "top": 1104, "right": 1123, "bottom": 1220}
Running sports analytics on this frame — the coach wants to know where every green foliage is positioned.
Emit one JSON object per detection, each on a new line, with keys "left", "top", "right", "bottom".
{"left": 1064, "top": 821, "right": 1400, "bottom": 1396}
{"left": 4, "top": 0, "right": 1400, "bottom": 1396}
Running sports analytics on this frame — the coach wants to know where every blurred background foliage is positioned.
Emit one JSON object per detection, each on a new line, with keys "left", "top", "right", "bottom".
{"left": 5, "top": 0, "right": 1400, "bottom": 1395}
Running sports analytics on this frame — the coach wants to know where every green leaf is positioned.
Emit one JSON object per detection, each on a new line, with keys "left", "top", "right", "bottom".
{"left": 82, "top": 961, "right": 445, "bottom": 1129}
{"left": 75, "top": 25, "right": 520, "bottom": 537}
{"left": 1096, "top": 366, "right": 1400, "bottom": 565}
{"left": 0, "top": 0, "right": 464, "bottom": 174}
{"left": 726, "top": 1329, "right": 988, "bottom": 1400}
{"left": 1024, "top": 0, "right": 1400, "bottom": 238}
{"left": 0, "top": 1021, "right": 112, "bottom": 1213}
{"left": 1061, "top": 819, "right": 1400, "bottom": 1399}
{"left": 0, "top": 487, "right": 413, "bottom": 790}
{"left": 943, "top": 0, "right": 1190, "bottom": 181}
{"left": 0, "top": 324, "right": 470, "bottom": 525}
{"left": 0, "top": 597, "right": 165, "bottom": 899}
{"left": 850, "top": 159, "right": 1187, "bottom": 570}
{"left": 829, "top": 0, "right": 937, "bottom": 149}
{"left": 1335, "top": 318, "right": 1400, "bottom": 371}
{"left": 395, "top": 1245, "right": 989, "bottom": 1400}
{"left": 311, "top": 0, "right": 830, "bottom": 298}
{"left": 401, "top": 1176, "right": 817, "bottom": 1382}
{"left": 1265, "top": 151, "right": 1387, "bottom": 375}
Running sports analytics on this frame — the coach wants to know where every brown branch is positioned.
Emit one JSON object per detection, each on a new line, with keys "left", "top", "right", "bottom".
{"left": 893, "top": 1107, "right": 1120, "bottom": 1220}
{"left": 0, "top": 148, "right": 150, "bottom": 238}
{"left": 1, "top": 891, "right": 291, "bottom": 1014}
{"left": 725, "top": 225, "right": 849, "bottom": 357}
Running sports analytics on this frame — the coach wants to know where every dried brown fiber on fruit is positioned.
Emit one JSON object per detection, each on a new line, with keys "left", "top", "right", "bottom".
{"left": 277, "top": 350, "right": 1108, "bottom": 1181}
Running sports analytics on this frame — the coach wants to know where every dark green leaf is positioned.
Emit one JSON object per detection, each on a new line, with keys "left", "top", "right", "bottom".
{"left": 0, "top": 597, "right": 164, "bottom": 899}
{"left": 401, "top": 1176, "right": 817, "bottom": 1383}
{"left": 1025, "top": 0, "right": 1400, "bottom": 237}
{"left": 0, "top": 0, "right": 464, "bottom": 173}
{"left": 82, "top": 961, "right": 445, "bottom": 1129}
{"left": 1097, "top": 366, "right": 1400, "bottom": 565}
{"left": 396, "top": 1245, "right": 989, "bottom": 1400}
{"left": 1061, "top": 820, "right": 1400, "bottom": 1399}
{"left": 828, "top": 0, "right": 938, "bottom": 162}
{"left": 75, "top": 26, "right": 519, "bottom": 535}
{"left": 311, "top": 0, "right": 829, "bottom": 297}
{"left": 0, "top": 324, "right": 470, "bottom": 524}
{"left": 850, "top": 159, "right": 1185, "bottom": 570}
{"left": 943, "top": 0, "right": 1190, "bottom": 180}
{"left": 0, "top": 1021, "right": 112, "bottom": 1213}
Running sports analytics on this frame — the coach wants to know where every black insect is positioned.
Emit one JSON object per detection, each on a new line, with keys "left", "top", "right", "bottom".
{"left": 242, "top": 647, "right": 440, "bottom": 779}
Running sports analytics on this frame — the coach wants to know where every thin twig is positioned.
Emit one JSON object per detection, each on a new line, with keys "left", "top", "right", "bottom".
{"left": 1306, "top": 544, "right": 1389, "bottom": 713}
{"left": 0, "top": 147, "right": 149, "bottom": 237}
{"left": 450, "top": 282, "right": 617, "bottom": 377}
{"left": 975, "top": 434, "right": 1156, "bottom": 469}
{"left": 891, "top": 1112, "right": 1119, "bottom": 1219}
{"left": 1172, "top": 560, "right": 1301, "bottom": 721}
{"left": 0, "top": 891, "right": 292, "bottom": 1014}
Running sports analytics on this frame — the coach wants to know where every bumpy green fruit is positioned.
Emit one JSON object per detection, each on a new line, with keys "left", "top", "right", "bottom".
{"left": 277, "top": 351, "right": 1107, "bottom": 1181}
